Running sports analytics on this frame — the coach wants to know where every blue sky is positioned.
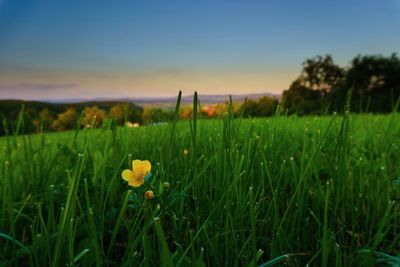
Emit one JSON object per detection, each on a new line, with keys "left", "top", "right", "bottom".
{"left": 0, "top": 0, "right": 399, "bottom": 99}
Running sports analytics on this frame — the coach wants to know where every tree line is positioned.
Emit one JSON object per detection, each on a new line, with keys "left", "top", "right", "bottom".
{"left": 209, "top": 53, "right": 400, "bottom": 118}
{"left": 0, "top": 101, "right": 143, "bottom": 135}
{"left": 281, "top": 53, "right": 400, "bottom": 114}
{"left": 0, "top": 97, "right": 280, "bottom": 136}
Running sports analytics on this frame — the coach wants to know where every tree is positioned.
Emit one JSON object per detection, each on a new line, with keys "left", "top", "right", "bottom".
{"left": 335, "top": 53, "right": 400, "bottom": 112}
{"left": 17, "top": 108, "right": 37, "bottom": 134}
{"left": 281, "top": 79, "right": 324, "bottom": 115}
{"left": 127, "top": 104, "right": 143, "bottom": 123}
{"left": 283, "top": 53, "right": 400, "bottom": 114}
{"left": 33, "top": 109, "right": 55, "bottom": 132}
{"left": 241, "top": 99, "right": 259, "bottom": 117}
{"left": 142, "top": 108, "right": 173, "bottom": 124}
{"left": 81, "top": 106, "right": 106, "bottom": 128}
{"left": 240, "top": 97, "right": 278, "bottom": 117}
{"left": 300, "top": 55, "right": 345, "bottom": 93}
{"left": 109, "top": 103, "right": 128, "bottom": 125}
{"left": 109, "top": 103, "right": 143, "bottom": 125}
{"left": 0, "top": 112, "right": 6, "bottom": 136}
{"left": 257, "top": 96, "right": 278, "bottom": 116}
{"left": 52, "top": 108, "right": 79, "bottom": 131}
{"left": 281, "top": 55, "right": 345, "bottom": 115}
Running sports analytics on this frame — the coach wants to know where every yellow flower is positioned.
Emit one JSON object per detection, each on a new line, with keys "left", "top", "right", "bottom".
{"left": 121, "top": 160, "right": 151, "bottom": 187}
{"left": 183, "top": 149, "right": 189, "bottom": 155}
{"left": 144, "top": 190, "right": 154, "bottom": 199}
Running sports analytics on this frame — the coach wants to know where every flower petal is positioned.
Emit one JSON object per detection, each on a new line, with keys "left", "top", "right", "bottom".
{"left": 121, "top": 169, "right": 134, "bottom": 182}
{"left": 132, "top": 160, "right": 141, "bottom": 171}
{"left": 141, "top": 160, "right": 151, "bottom": 174}
{"left": 128, "top": 170, "right": 145, "bottom": 187}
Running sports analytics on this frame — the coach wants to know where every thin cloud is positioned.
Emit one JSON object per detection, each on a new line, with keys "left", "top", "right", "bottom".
{"left": 0, "top": 82, "right": 77, "bottom": 90}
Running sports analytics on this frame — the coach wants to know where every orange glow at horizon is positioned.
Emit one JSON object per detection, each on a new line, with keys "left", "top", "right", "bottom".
{"left": 0, "top": 68, "right": 299, "bottom": 99}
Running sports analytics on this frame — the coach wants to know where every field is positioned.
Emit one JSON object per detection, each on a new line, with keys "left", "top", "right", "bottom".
{"left": 1, "top": 107, "right": 400, "bottom": 266}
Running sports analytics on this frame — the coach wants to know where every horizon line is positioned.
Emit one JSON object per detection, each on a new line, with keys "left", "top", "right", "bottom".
{"left": 0, "top": 91, "right": 282, "bottom": 103}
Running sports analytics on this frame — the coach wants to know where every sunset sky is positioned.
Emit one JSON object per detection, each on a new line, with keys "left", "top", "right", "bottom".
{"left": 0, "top": 0, "right": 399, "bottom": 100}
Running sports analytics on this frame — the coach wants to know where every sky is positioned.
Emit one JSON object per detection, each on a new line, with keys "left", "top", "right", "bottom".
{"left": 0, "top": 0, "right": 399, "bottom": 100}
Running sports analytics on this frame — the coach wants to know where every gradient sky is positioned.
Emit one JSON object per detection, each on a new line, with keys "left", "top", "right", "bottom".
{"left": 0, "top": 0, "right": 399, "bottom": 100}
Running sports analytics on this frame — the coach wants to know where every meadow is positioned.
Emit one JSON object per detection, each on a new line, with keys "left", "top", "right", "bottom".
{"left": 0, "top": 97, "right": 399, "bottom": 266}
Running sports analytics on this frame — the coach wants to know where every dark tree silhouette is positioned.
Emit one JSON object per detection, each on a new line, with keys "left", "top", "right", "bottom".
{"left": 299, "top": 55, "right": 345, "bottom": 93}
{"left": 281, "top": 79, "right": 324, "bottom": 115}
{"left": 240, "top": 96, "right": 278, "bottom": 117}
{"left": 333, "top": 53, "right": 400, "bottom": 112}
{"left": 284, "top": 53, "right": 400, "bottom": 114}
{"left": 282, "top": 55, "right": 345, "bottom": 114}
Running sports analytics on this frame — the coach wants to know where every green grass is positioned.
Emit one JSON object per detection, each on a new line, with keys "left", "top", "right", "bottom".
{"left": 0, "top": 104, "right": 400, "bottom": 266}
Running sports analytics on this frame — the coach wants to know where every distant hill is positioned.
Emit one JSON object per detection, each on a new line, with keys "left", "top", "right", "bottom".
{"left": 44, "top": 92, "right": 280, "bottom": 107}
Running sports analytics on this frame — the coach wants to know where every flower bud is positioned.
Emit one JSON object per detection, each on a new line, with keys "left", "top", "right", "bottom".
{"left": 144, "top": 190, "right": 154, "bottom": 200}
